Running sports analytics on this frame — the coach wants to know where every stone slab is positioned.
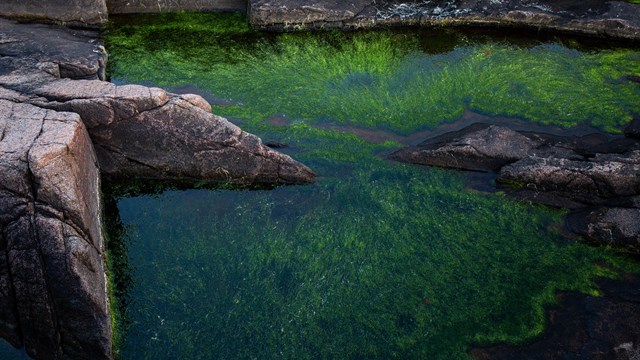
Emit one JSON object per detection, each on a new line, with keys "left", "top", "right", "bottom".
{"left": 247, "top": 0, "right": 640, "bottom": 40}
{"left": 0, "top": 0, "right": 108, "bottom": 26}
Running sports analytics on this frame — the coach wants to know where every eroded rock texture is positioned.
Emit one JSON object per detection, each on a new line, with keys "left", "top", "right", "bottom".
{"left": 0, "top": 100, "right": 111, "bottom": 359}
{"left": 0, "top": 0, "right": 108, "bottom": 26}
{"left": 27, "top": 80, "right": 316, "bottom": 184}
{"left": 248, "top": 0, "right": 640, "bottom": 40}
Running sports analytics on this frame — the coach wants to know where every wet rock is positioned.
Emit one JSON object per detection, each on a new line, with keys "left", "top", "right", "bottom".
{"left": 471, "top": 275, "right": 640, "bottom": 360}
{"left": 0, "top": 18, "right": 107, "bottom": 81}
{"left": 0, "top": 0, "right": 108, "bottom": 26}
{"left": 626, "top": 75, "right": 640, "bottom": 84}
{"left": 0, "top": 100, "right": 111, "bottom": 359}
{"left": 248, "top": 0, "right": 640, "bottom": 41}
{"left": 497, "top": 151, "right": 640, "bottom": 202}
{"left": 389, "top": 124, "right": 540, "bottom": 172}
{"left": 566, "top": 207, "right": 640, "bottom": 254}
{"left": 389, "top": 121, "right": 640, "bottom": 253}
{"left": 249, "top": 0, "right": 371, "bottom": 27}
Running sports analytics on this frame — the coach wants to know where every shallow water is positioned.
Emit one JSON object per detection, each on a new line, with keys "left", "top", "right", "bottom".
{"left": 104, "top": 13, "right": 640, "bottom": 360}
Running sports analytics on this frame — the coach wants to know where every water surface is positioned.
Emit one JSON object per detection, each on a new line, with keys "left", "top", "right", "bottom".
{"left": 105, "top": 13, "right": 640, "bottom": 359}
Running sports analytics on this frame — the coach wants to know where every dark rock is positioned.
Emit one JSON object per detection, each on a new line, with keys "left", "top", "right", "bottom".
{"left": 497, "top": 150, "right": 640, "bottom": 201}
{"left": 249, "top": 0, "right": 371, "bottom": 27}
{"left": 0, "top": 100, "right": 111, "bottom": 360}
{"left": 389, "top": 124, "right": 540, "bottom": 172}
{"left": 624, "top": 118, "right": 640, "bottom": 140}
{"left": 107, "top": 0, "right": 247, "bottom": 14}
{"left": 566, "top": 207, "right": 640, "bottom": 254}
{"left": 471, "top": 274, "right": 640, "bottom": 360}
{"left": 248, "top": 0, "right": 640, "bottom": 41}
{"left": 0, "top": 18, "right": 107, "bottom": 81}
{"left": 0, "top": 0, "right": 108, "bottom": 26}
{"left": 265, "top": 141, "right": 289, "bottom": 148}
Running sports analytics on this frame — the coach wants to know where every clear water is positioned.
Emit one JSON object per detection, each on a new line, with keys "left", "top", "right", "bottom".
{"left": 102, "top": 13, "right": 640, "bottom": 360}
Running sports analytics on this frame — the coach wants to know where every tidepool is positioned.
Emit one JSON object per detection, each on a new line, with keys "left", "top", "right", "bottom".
{"left": 99, "top": 12, "right": 640, "bottom": 360}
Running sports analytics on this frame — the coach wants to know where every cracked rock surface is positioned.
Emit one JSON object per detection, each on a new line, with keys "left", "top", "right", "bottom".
{"left": 0, "top": 99, "right": 111, "bottom": 359}
{"left": 0, "top": 17, "right": 314, "bottom": 360}
{"left": 248, "top": 0, "right": 640, "bottom": 40}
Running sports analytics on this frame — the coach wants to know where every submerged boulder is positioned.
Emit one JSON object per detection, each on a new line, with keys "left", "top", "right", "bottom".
{"left": 389, "top": 124, "right": 540, "bottom": 172}
{"left": 566, "top": 207, "right": 640, "bottom": 253}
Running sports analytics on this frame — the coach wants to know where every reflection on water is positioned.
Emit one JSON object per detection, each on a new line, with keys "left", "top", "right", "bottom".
{"left": 105, "top": 12, "right": 640, "bottom": 360}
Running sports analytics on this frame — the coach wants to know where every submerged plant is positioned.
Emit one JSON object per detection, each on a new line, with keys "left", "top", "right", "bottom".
{"left": 104, "top": 12, "right": 640, "bottom": 360}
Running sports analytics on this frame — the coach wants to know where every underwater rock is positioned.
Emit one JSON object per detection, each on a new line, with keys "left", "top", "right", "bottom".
{"left": 390, "top": 122, "right": 640, "bottom": 253}
{"left": 471, "top": 274, "right": 640, "bottom": 360}
{"left": 566, "top": 207, "right": 640, "bottom": 254}
{"left": 389, "top": 124, "right": 540, "bottom": 172}
{"left": 0, "top": 0, "right": 108, "bottom": 26}
{"left": 0, "top": 100, "right": 112, "bottom": 360}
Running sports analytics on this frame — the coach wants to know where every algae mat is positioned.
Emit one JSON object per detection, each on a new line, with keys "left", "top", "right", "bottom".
{"left": 103, "top": 13, "right": 640, "bottom": 360}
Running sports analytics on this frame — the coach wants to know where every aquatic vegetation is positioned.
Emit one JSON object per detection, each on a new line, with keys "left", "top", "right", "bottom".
{"left": 111, "top": 160, "right": 638, "bottom": 359}
{"left": 105, "top": 12, "right": 640, "bottom": 360}
{"left": 107, "top": 13, "right": 640, "bottom": 134}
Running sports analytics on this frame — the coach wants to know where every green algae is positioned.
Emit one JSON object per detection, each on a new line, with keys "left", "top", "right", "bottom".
{"left": 110, "top": 161, "right": 639, "bottom": 359}
{"left": 106, "top": 13, "right": 640, "bottom": 134}
{"left": 104, "top": 12, "right": 640, "bottom": 360}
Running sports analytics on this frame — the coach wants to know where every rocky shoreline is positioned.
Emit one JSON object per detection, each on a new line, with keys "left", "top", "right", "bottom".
{"left": 1, "top": 0, "right": 640, "bottom": 359}
{"left": 389, "top": 121, "right": 640, "bottom": 253}
{"left": 0, "top": 18, "right": 314, "bottom": 359}
{"left": 2, "top": 0, "right": 640, "bottom": 41}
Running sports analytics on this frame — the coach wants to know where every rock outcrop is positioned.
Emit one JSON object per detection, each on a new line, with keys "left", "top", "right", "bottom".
{"left": 389, "top": 124, "right": 541, "bottom": 172}
{"left": 389, "top": 123, "right": 640, "bottom": 253}
{"left": 0, "top": 17, "right": 314, "bottom": 360}
{"left": 0, "top": 0, "right": 108, "bottom": 26}
{"left": 0, "top": 100, "right": 111, "bottom": 359}
{"left": 248, "top": 0, "right": 640, "bottom": 41}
